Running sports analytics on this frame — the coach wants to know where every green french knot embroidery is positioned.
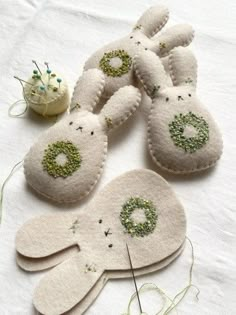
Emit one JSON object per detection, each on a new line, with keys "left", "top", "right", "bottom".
{"left": 120, "top": 197, "right": 158, "bottom": 237}
{"left": 42, "top": 141, "right": 81, "bottom": 178}
{"left": 99, "top": 49, "right": 132, "bottom": 77}
{"left": 169, "top": 112, "right": 209, "bottom": 153}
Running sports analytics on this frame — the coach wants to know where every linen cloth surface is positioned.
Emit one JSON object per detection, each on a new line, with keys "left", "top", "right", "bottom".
{"left": 0, "top": 0, "right": 235, "bottom": 314}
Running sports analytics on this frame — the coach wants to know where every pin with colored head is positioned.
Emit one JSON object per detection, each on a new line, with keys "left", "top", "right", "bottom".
{"left": 57, "top": 78, "right": 62, "bottom": 89}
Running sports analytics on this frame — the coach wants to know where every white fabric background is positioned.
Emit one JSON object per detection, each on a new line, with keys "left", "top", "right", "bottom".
{"left": 0, "top": 0, "right": 235, "bottom": 314}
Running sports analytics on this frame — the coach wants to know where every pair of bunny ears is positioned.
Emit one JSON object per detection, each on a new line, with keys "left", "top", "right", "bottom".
{"left": 16, "top": 169, "right": 186, "bottom": 314}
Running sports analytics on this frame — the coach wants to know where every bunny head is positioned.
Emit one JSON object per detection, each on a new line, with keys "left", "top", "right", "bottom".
{"left": 84, "top": 5, "right": 194, "bottom": 100}
{"left": 134, "top": 47, "right": 223, "bottom": 173}
{"left": 24, "top": 69, "right": 141, "bottom": 203}
{"left": 16, "top": 169, "right": 186, "bottom": 314}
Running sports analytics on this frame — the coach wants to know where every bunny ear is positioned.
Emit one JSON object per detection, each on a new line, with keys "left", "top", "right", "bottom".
{"left": 152, "top": 24, "right": 194, "bottom": 57}
{"left": 16, "top": 214, "right": 79, "bottom": 258}
{"left": 99, "top": 86, "right": 141, "bottom": 131}
{"left": 16, "top": 246, "right": 79, "bottom": 272}
{"left": 133, "top": 5, "right": 169, "bottom": 38}
{"left": 133, "top": 50, "right": 168, "bottom": 98}
{"left": 169, "top": 47, "right": 197, "bottom": 88}
{"left": 33, "top": 254, "right": 104, "bottom": 314}
{"left": 70, "top": 69, "right": 105, "bottom": 112}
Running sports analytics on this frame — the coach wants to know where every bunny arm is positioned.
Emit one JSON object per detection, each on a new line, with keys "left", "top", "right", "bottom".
{"left": 16, "top": 213, "right": 80, "bottom": 258}
{"left": 70, "top": 69, "right": 105, "bottom": 112}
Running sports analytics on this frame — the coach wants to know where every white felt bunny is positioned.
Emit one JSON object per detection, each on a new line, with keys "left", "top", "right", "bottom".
{"left": 16, "top": 169, "right": 186, "bottom": 315}
{"left": 24, "top": 69, "right": 141, "bottom": 203}
{"left": 84, "top": 5, "right": 194, "bottom": 101}
{"left": 133, "top": 47, "right": 223, "bottom": 173}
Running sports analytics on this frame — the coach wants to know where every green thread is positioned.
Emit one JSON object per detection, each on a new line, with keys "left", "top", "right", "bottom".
{"left": 105, "top": 116, "right": 113, "bottom": 129}
{"left": 133, "top": 24, "right": 142, "bottom": 30}
{"left": 169, "top": 112, "right": 209, "bottom": 153}
{"left": 0, "top": 160, "right": 23, "bottom": 224}
{"left": 120, "top": 197, "right": 158, "bottom": 237}
{"left": 42, "top": 141, "right": 81, "bottom": 178}
{"left": 151, "top": 84, "right": 160, "bottom": 98}
{"left": 69, "top": 219, "right": 79, "bottom": 234}
{"left": 185, "top": 77, "right": 193, "bottom": 84}
{"left": 122, "top": 237, "right": 200, "bottom": 315}
{"left": 99, "top": 50, "right": 132, "bottom": 77}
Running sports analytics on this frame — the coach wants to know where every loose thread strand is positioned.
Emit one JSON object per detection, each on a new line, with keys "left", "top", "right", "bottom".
{"left": 123, "top": 237, "right": 200, "bottom": 315}
{"left": 0, "top": 160, "right": 23, "bottom": 224}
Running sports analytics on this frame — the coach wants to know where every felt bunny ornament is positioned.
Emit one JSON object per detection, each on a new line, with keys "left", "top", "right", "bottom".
{"left": 16, "top": 169, "right": 186, "bottom": 315}
{"left": 134, "top": 47, "right": 223, "bottom": 173}
{"left": 24, "top": 69, "right": 141, "bottom": 203}
{"left": 83, "top": 5, "right": 194, "bottom": 101}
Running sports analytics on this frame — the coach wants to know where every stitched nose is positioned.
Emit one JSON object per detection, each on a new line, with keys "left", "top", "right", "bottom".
{"left": 76, "top": 126, "right": 83, "bottom": 132}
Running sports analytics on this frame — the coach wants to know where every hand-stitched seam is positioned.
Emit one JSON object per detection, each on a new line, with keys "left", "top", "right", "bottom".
{"left": 71, "top": 71, "right": 105, "bottom": 112}
{"left": 160, "top": 29, "right": 195, "bottom": 58}
{"left": 104, "top": 86, "right": 141, "bottom": 131}
{"left": 133, "top": 56, "right": 164, "bottom": 99}
{"left": 150, "top": 9, "right": 169, "bottom": 38}
{"left": 168, "top": 44, "right": 197, "bottom": 87}
{"left": 147, "top": 107, "right": 223, "bottom": 173}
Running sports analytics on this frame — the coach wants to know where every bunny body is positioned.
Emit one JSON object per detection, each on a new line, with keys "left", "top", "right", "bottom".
{"left": 134, "top": 48, "right": 223, "bottom": 173}
{"left": 84, "top": 5, "right": 194, "bottom": 100}
{"left": 16, "top": 169, "right": 186, "bottom": 314}
{"left": 24, "top": 69, "right": 141, "bottom": 203}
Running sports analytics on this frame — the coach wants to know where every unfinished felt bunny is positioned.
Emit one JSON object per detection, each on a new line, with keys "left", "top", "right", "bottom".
{"left": 83, "top": 5, "right": 194, "bottom": 101}
{"left": 133, "top": 47, "right": 223, "bottom": 173}
{"left": 16, "top": 169, "right": 186, "bottom": 315}
{"left": 24, "top": 69, "right": 141, "bottom": 203}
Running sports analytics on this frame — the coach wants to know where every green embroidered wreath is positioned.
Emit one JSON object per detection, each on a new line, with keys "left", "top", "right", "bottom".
{"left": 169, "top": 112, "right": 209, "bottom": 153}
{"left": 99, "top": 49, "right": 132, "bottom": 77}
{"left": 42, "top": 141, "right": 81, "bottom": 178}
{"left": 120, "top": 197, "right": 158, "bottom": 237}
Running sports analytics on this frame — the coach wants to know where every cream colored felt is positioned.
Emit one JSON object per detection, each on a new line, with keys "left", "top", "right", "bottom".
{"left": 84, "top": 5, "right": 194, "bottom": 99}
{"left": 66, "top": 242, "right": 185, "bottom": 315}
{"left": 24, "top": 73, "right": 69, "bottom": 116}
{"left": 134, "top": 48, "right": 223, "bottom": 173}
{"left": 17, "top": 242, "right": 185, "bottom": 315}
{"left": 16, "top": 247, "right": 79, "bottom": 272}
{"left": 70, "top": 69, "right": 105, "bottom": 112}
{"left": 16, "top": 169, "right": 186, "bottom": 314}
{"left": 24, "top": 70, "right": 141, "bottom": 203}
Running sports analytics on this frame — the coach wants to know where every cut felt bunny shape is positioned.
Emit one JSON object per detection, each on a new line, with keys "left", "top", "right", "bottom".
{"left": 83, "top": 5, "right": 194, "bottom": 100}
{"left": 24, "top": 69, "right": 141, "bottom": 203}
{"left": 134, "top": 47, "right": 223, "bottom": 173}
{"left": 16, "top": 169, "right": 186, "bottom": 315}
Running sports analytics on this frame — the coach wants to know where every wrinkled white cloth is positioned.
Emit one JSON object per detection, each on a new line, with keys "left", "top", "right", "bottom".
{"left": 0, "top": 0, "right": 235, "bottom": 314}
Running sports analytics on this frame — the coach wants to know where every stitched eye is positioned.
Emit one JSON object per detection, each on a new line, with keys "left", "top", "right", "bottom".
{"left": 188, "top": 94, "right": 192, "bottom": 97}
{"left": 69, "top": 121, "right": 73, "bottom": 125}
{"left": 145, "top": 48, "right": 148, "bottom": 50}
{"left": 99, "top": 219, "right": 102, "bottom": 224}
{"left": 166, "top": 97, "right": 169, "bottom": 102}
{"left": 130, "top": 36, "right": 133, "bottom": 39}
{"left": 91, "top": 131, "right": 94, "bottom": 135}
